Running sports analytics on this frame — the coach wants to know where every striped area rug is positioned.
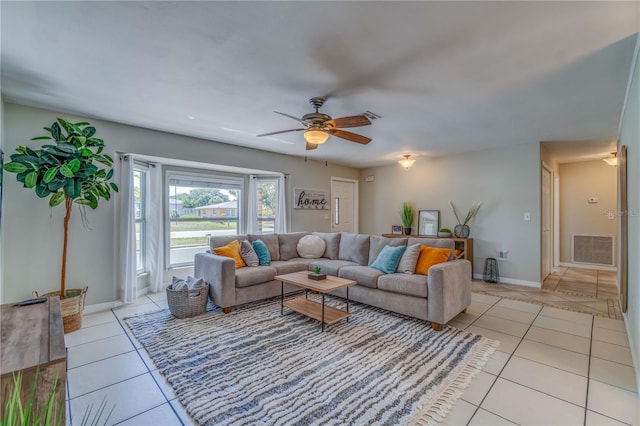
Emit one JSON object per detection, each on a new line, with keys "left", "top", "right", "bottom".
{"left": 125, "top": 297, "right": 498, "bottom": 425}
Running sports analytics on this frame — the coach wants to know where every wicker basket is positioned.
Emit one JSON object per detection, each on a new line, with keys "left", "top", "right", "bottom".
{"left": 34, "top": 286, "right": 88, "bottom": 333}
{"left": 166, "top": 283, "right": 209, "bottom": 319}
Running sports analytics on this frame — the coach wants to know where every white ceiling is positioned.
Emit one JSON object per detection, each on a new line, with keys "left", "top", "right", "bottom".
{"left": 1, "top": 1, "right": 638, "bottom": 168}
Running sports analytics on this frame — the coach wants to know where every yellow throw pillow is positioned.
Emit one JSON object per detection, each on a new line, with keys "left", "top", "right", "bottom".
{"left": 213, "top": 240, "right": 246, "bottom": 269}
{"left": 414, "top": 245, "right": 451, "bottom": 275}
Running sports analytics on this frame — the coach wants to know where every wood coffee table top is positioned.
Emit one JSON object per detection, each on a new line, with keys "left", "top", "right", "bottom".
{"left": 274, "top": 271, "right": 356, "bottom": 293}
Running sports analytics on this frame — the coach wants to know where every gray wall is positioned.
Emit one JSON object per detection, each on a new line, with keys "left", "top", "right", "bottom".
{"left": 559, "top": 160, "right": 618, "bottom": 264}
{"left": 359, "top": 143, "right": 542, "bottom": 284}
{"left": 618, "top": 39, "right": 640, "bottom": 392}
{"left": 2, "top": 103, "right": 359, "bottom": 305}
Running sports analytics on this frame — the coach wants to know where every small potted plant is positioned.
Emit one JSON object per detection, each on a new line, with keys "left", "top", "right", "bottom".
{"left": 400, "top": 202, "right": 415, "bottom": 235}
{"left": 438, "top": 228, "right": 452, "bottom": 238}
{"left": 308, "top": 266, "right": 326, "bottom": 281}
{"left": 4, "top": 118, "right": 118, "bottom": 332}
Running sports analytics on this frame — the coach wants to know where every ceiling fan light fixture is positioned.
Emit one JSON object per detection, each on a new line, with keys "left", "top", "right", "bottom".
{"left": 304, "top": 129, "right": 329, "bottom": 145}
{"left": 398, "top": 154, "right": 416, "bottom": 169}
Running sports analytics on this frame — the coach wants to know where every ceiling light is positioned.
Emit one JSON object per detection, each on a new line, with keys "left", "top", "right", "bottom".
{"left": 304, "top": 129, "right": 329, "bottom": 145}
{"left": 603, "top": 152, "right": 617, "bottom": 166}
{"left": 398, "top": 154, "right": 416, "bottom": 169}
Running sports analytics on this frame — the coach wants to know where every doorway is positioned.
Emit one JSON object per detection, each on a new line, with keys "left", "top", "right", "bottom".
{"left": 330, "top": 178, "right": 358, "bottom": 233}
{"left": 541, "top": 164, "right": 553, "bottom": 280}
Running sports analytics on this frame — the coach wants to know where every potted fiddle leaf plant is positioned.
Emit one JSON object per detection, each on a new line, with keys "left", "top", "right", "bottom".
{"left": 4, "top": 118, "right": 118, "bottom": 333}
{"left": 400, "top": 202, "right": 415, "bottom": 235}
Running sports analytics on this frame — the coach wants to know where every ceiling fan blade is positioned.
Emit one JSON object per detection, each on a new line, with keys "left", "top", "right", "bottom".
{"left": 274, "top": 111, "right": 306, "bottom": 125}
{"left": 326, "top": 115, "right": 371, "bottom": 128}
{"left": 306, "top": 142, "right": 318, "bottom": 151}
{"left": 256, "top": 128, "right": 305, "bottom": 137}
{"left": 329, "top": 129, "right": 372, "bottom": 145}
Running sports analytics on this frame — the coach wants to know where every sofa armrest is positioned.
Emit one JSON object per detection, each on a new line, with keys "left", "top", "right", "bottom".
{"left": 194, "top": 253, "right": 236, "bottom": 308}
{"left": 426, "top": 259, "right": 472, "bottom": 325}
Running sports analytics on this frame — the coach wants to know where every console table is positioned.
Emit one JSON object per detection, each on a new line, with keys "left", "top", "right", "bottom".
{"left": 381, "top": 234, "right": 474, "bottom": 273}
{"left": 0, "top": 297, "right": 66, "bottom": 421}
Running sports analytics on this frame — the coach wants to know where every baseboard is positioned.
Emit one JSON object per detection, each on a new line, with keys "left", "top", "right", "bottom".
{"left": 558, "top": 262, "right": 617, "bottom": 272}
{"left": 473, "top": 274, "right": 541, "bottom": 288}
{"left": 84, "top": 287, "right": 150, "bottom": 314}
{"left": 84, "top": 300, "right": 124, "bottom": 314}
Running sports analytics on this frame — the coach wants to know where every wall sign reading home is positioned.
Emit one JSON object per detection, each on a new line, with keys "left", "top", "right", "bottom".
{"left": 294, "top": 188, "right": 329, "bottom": 210}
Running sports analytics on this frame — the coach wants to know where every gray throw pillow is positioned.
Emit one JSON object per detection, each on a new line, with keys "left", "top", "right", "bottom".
{"left": 172, "top": 276, "right": 188, "bottom": 291}
{"left": 396, "top": 244, "right": 421, "bottom": 274}
{"left": 240, "top": 239, "right": 259, "bottom": 267}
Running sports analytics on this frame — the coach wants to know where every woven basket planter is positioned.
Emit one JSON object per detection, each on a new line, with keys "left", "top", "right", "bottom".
{"left": 34, "top": 286, "right": 88, "bottom": 333}
{"left": 167, "top": 283, "right": 209, "bottom": 319}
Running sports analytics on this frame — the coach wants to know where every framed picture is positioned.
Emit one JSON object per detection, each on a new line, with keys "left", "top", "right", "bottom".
{"left": 391, "top": 225, "right": 403, "bottom": 235}
{"left": 418, "top": 210, "right": 440, "bottom": 236}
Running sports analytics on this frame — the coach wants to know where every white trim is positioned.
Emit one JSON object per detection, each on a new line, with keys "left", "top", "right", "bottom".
{"left": 83, "top": 300, "right": 124, "bottom": 315}
{"left": 558, "top": 262, "right": 617, "bottom": 272}
{"left": 473, "top": 274, "right": 541, "bottom": 288}
{"left": 617, "top": 34, "right": 640, "bottom": 138}
{"left": 541, "top": 163, "right": 553, "bottom": 280}
{"left": 554, "top": 173, "right": 560, "bottom": 267}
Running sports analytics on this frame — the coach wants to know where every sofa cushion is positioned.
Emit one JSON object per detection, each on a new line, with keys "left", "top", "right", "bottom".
{"left": 270, "top": 259, "right": 314, "bottom": 275}
{"left": 252, "top": 239, "right": 271, "bottom": 266}
{"left": 309, "top": 259, "right": 359, "bottom": 277}
{"left": 377, "top": 273, "right": 428, "bottom": 298}
{"left": 248, "top": 234, "right": 280, "bottom": 261}
{"left": 397, "top": 244, "right": 421, "bottom": 274}
{"left": 415, "top": 245, "right": 451, "bottom": 275}
{"left": 235, "top": 266, "right": 277, "bottom": 288}
{"left": 338, "top": 266, "right": 384, "bottom": 289}
{"left": 368, "top": 236, "right": 407, "bottom": 266}
{"left": 296, "top": 235, "right": 326, "bottom": 259}
{"left": 209, "top": 235, "right": 247, "bottom": 251}
{"left": 240, "top": 240, "right": 259, "bottom": 267}
{"left": 312, "top": 232, "right": 341, "bottom": 259}
{"left": 370, "top": 245, "right": 406, "bottom": 274}
{"left": 278, "top": 232, "right": 309, "bottom": 260}
{"left": 338, "top": 233, "right": 370, "bottom": 265}
{"left": 213, "top": 240, "right": 246, "bottom": 269}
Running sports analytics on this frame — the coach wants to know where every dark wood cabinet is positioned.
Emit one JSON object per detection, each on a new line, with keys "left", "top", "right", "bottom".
{"left": 1, "top": 297, "right": 66, "bottom": 422}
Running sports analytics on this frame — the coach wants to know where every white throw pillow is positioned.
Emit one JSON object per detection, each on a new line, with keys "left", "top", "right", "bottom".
{"left": 297, "top": 235, "right": 326, "bottom": 259}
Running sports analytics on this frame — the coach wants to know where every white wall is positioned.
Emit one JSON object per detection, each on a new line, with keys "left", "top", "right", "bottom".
{"left": 618, "top": 37, "right": 640, "bottom": 393}
{"left": 559, "top": 160, "right": 618, "bottom": 264}
{"left": 359, "top": 143, "right": 542, "bottom": 284}
{"left": 2, "top": 103, "right": 359, "bottom": 305}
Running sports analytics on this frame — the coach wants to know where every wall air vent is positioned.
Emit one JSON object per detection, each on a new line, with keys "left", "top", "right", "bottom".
{"left": 572, "top": 234, "right": 614, "bottom": 266}
{"left": 363, "top": 110, "right": 382, "bottom": 120}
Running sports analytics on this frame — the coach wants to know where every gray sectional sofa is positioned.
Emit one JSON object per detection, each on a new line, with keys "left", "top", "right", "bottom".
{"left": 194, "top": 232, "right": 471, "bottom": 330}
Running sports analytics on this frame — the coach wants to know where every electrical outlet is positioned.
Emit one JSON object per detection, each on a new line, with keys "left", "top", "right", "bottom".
{"left": 523, "top": 212, "right": 531, "bottom": 221}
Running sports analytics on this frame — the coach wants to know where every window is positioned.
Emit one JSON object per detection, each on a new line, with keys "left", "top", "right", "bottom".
{"left": 133, "top": 167, "right": 148, "bottom": 273}
{"left": 166, "top": 172, "right": 243, "bottom": 267}
{"left": 252, "top": 178, "right": 277, "bottom": 234}
{"left": 248, "top": 175, "right": 286, "bottom": 234}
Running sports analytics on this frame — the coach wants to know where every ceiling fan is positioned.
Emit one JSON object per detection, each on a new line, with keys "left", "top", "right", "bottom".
{"left": 257, "top": 97, "right": 372, "bottom": 151}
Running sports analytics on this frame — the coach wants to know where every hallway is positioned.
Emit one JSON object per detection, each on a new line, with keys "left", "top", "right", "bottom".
{"left": 472, "top": 268, "right": 622, "bottom": 319}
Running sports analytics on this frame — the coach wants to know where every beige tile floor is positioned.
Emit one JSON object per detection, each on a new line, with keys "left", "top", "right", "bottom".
{"left": 65, "top": 291, "right": 639, "bottom": 425}
{"left": 473, "top": 267, "right": 623, "bottom": 319}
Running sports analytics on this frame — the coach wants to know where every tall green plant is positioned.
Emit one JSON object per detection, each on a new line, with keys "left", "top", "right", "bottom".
{"left": 4, "top": 118, "right": 118, "bottom": 298}
{"left": 400, "top": 202, "right": 415, "bottom": 228}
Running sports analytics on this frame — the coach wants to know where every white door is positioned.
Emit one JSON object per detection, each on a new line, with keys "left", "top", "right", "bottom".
{"left": 331, "top": 178, "right": 358, "bottom": 233}
{"left": 542, "top": 165, "right": 552, "bottom": 279}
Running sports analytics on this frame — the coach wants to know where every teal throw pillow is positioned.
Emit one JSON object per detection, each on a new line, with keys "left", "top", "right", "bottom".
{"left": 370, "top": 245, "right": 406, "bottom": 274}
{"left": 252, "top": 239, "right": 271, "bottom": 265}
